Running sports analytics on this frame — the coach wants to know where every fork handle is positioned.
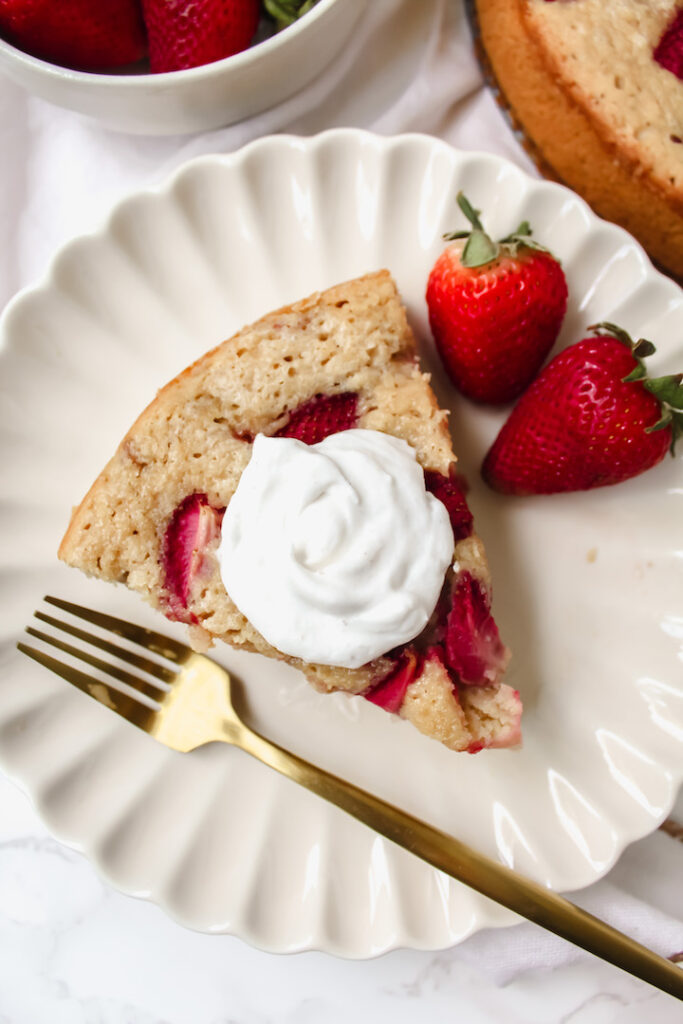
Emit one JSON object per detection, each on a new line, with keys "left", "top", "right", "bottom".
{"left": 235, "top": 724, "right": 682, "bottom": 999}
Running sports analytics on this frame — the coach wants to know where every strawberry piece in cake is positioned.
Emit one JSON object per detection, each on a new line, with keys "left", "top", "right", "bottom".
{"left": 275, "top": 392, "right": 359, "bottom": 444}
{"left": 444, "top": 571, "right": 509, "bottom": 687}
{"left": 654, "top": 9, "right": 683, "bottom": 80}
{"left": 424, "top": 469, "right": 474, "bottom": 542}
{"left": 162, "top": 493, "right": 224, "bottom": 623}
{"left": 365, "top": 648, "right": 422, "bottom": 714}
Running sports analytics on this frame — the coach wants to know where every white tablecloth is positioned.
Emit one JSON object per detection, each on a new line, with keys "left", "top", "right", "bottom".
{"left": 0, "top": 0, "right": 681, "bottom": 1014}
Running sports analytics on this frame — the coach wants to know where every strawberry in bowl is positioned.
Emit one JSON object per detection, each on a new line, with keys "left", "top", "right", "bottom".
{"left": 0, "top": 0, "right": 147, "bottom": 70}
{"left": 0, "top": 0, "right": 319, "bottom": 73}
{"left": 142, "top": 0, "right": 260, "bottom": 73}
{"left": 0, "top": 0, "right": 360, "bottom": 133}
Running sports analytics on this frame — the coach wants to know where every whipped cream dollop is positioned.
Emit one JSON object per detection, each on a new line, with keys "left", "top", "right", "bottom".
{"left": 217, "top": 429, "right": 454, "bottom": 669}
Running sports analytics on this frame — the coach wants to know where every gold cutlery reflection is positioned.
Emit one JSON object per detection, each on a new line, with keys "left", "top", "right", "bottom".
{"left": 18, "top": 596, "right": 683, "bottom": 1001}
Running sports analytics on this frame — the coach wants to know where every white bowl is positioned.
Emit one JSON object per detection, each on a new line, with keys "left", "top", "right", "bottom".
{"left": 0, "top": 0, "right": 365, "bottom": 135}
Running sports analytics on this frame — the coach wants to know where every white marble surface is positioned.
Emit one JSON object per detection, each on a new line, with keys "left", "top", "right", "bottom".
{"left": 0, "top": 0, "right": 682, "bottom": 1019}
{"left": 1, "top": 770, "right": 681, "bottom": 1023}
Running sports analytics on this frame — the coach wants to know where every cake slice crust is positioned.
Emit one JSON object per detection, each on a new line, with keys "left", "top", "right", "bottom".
{"left": 60, "top": 271, "right": 520, "bottom": 752}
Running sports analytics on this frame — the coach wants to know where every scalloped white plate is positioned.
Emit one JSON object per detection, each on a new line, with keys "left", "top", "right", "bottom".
{"left": 1, "top": 131, "right": 682, "bottom": 956}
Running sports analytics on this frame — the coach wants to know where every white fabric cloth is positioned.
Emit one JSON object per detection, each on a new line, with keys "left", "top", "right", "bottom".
{"left": 0, "top": 0, "right": 681, "bottom": 982}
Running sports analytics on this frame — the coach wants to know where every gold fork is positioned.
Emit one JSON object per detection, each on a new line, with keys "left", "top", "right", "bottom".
{"left": 17, "top": 596, "right": 683, "bottom": 1000}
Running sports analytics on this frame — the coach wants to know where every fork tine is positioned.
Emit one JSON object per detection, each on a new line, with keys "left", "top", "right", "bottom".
{"left": 17, "top": 643, "right": 158, "bottom": 730}
{"left": 44, "top": 596, "right": 190, "bottom": 664}
{"left": 34, "top": 611, "right": 177, "bottom": 686}
{"left": 25, "top": 626, "right": 166, "bottom": 702}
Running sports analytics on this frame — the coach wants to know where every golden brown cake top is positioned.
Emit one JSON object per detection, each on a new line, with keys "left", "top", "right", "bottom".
{"left": 524, "top": 0, "right": 683, "bottom": 199}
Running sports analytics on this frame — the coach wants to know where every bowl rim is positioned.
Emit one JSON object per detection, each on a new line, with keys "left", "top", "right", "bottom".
{"left": 0, "top": 0, "right": 346, "bottom": 88}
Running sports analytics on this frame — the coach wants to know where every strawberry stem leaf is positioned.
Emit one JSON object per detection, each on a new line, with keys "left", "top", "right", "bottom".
{"left": 440, "top": 190, "right": 499, "bottom": 266}
{"left": 500, "top": 219, "right": 551, "bottom": 255}
{"left": 589, "top": 322, "right": 635, "bottom": 348}
{"left": 448, "top": 193, "right": 553, "bottom": 266}
{"left": 462, "top": 230, "right": 499, "bottom": 267}
{"left": 589, "top": 323, "right": 663, "bottom": 390}
{"left": 645, "top": 410, "right": 673, "bottom": 433}
{"left": 506, "top": 236, "right": 550, "bottom": 253}
{"left": 633, "top": 339, "right": 656, "bottom": 359}
{"left": 456, "top": 192, "right": 485, "bottom": 232}
{"left": 499, "top": 219, "right": 533, "bottom": 242}
{"left": 644, "top": 373, "right": 683, "bottom": 409}
{"left": 263, "top": 0, "right": 317, "bottom": 28}
{"left": 453, "top": 192, "right": 500, "bottom": 267}
{"left": 671, "top": 411, "right": 683, "bottom": 454}
{"left": 646, "top": 408, "right": 683, "bottom": 455}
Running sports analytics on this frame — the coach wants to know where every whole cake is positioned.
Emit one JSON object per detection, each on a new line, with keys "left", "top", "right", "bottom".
{"left": 475, "top": 0, "right": 683, "bottom": 281}
{"left": 59, "top": 271, "right": 521, "bottom": 753}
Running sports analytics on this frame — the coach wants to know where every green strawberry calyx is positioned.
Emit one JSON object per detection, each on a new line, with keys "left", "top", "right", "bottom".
{"left": 589, "top": 322, "right": 683, "bottom": 454}
{"left": 443, "top": 192, "right": 553, "bottom": 269}
{"left": 263, "top": 0, "right": 318, "bottom": 30}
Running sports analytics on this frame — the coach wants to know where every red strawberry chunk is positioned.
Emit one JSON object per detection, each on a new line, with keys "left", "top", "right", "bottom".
{"left": 424, "top": 468, "right": 473, "bottom": 542}
{"left": 275, "top": 392, "right": 359, "bottom": 445}
{"left": 162, "top": 493, "right": 225, "bottom": 622}
{"left": 444, "top": 571, "right": 509, "bottom": 686}
{"left": 364, "top": 647, "right": 422, "bottom": 714}
{"left": 654, "top": 9, "right": 683, "bottom": 80}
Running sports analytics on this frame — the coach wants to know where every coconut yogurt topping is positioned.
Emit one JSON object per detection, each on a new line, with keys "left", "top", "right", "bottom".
{"left": 217, "top": 429, "right": 454, "bottom": 669}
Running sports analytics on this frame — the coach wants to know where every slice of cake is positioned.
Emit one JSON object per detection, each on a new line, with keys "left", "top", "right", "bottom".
{"left": 475, "top": 0, "right": 683, "bottom": 281}
{"left": 59, "top": 271, "right": 521, "bottom": 753}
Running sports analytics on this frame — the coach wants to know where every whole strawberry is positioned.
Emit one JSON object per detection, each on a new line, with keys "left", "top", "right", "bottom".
{"left": 0, "top": 0, "right": 146, "bottom": 70}
{"left": 142, "top": 0, "right": 259, "bottom": 73}
{"left": 426, "top": 193, "right": 568, "bottom": 404}
{"left": 482, "top": 323, "right": 683, "bottom": 495}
